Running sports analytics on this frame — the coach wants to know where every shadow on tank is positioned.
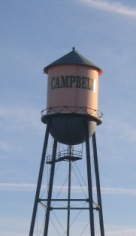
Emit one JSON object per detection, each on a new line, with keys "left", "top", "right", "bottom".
{"left": 41, "top": 112, "right": 102, "bottom": 145}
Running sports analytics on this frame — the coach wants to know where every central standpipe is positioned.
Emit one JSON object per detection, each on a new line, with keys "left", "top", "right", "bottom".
{"left": 29, "top": 48, "right": 105, "bottom": 236}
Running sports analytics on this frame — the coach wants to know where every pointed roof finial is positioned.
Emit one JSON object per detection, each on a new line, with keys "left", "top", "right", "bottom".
{"left": 72, "top": 47, "right": 75, "bottom": 51}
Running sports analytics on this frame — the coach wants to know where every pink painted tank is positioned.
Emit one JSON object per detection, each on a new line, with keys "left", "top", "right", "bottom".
{"left": 42, "top": 48, "right": 103, "bottom": 145}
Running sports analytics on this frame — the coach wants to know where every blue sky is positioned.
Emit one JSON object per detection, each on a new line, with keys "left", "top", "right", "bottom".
{"left": 1, "top": 0, "right": 136, "bottom": 235}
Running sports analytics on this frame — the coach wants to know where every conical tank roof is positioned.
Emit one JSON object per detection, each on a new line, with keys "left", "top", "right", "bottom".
{"left": 44, "top": 47, "right": 102, "bottom": 75}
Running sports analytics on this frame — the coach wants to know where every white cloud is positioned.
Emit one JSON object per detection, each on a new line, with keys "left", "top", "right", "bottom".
{"left": 0, "top": 216, "right": 29, "bottom": 236}
{"left": 0, "top": 183, "right": 36, "bottom": 191}
{"left": 101, "top": 187, "right": 136, "bottom": 195}
{"left": 1, "top": 183, "right": 136, "bottom": 195}
{"left": 106, "top": 229, "right": 136, "bottom": 236}
{"left": 79, "top": 0, "right": 136, "bottom": 17}
{"left": 0, "top": 104, "right": 41, "bottom": 131}
{"left": 0, "top": 141, "right": 14, "bottom": 153}
{"left": 0, "top": 232, "right": 26, "bottom": 236}
{"left": 0, "top": 104, "right": 43, "bottom": 157}
{"left": 103, "top": 117, "right": 136, "bottom": 144}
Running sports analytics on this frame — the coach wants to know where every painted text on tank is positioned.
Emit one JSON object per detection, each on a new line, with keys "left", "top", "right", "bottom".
{"left": 51, "top": 76, "right": 95, "bottom": 90}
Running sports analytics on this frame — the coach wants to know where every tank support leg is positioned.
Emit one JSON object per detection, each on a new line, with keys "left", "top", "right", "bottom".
{"left": 92, "top": 133, "right": 105, "bottom": 236}
{"left": 43, "top": 139, "right": 57, "bottom": 236}
{"left": 85, "top": 121, "right": 95, "bottom": 236}
{"left": 29, "top": 120, "right": 51, "bottom": 236}
{"left": 67, "top": 146, "right": 72, "bottom": 236}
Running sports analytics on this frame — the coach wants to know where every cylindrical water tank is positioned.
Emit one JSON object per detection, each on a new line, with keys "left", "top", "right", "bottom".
{"left": 42, "top": 48, "right": 102, "bottom": 145}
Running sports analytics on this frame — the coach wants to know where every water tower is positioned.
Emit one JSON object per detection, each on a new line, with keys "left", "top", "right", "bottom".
{"left": 29, "top": 48, "right": 105, "bottom": 236}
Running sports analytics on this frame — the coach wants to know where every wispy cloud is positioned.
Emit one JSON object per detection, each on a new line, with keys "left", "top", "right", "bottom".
{"left": 0, "top": 104, "right": 42, "bottom": 157}
{"left": 0, "top": 104, "right": 41, "bottom": 131}
{"left": 107, "top": 229, "right": 136, "bottom": 236}
{"left": 79, "top": 0, "right": 136, "bottom": 17}
{"left": 1, "top": 183, "right": 136, "bottom": 195}
{"left": 0, "top": 141, "right": 14, "bottom": 153}
{"left": 103, "top": 117, "right": 136, "bottom": 144}
{"left": 101, "top": 187, "right": 136, "bottom": 195}
{"left": 0, "top": 183, "right": 36, "bottom": 191}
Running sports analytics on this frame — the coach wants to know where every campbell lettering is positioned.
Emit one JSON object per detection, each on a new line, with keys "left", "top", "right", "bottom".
{"left": 51, "top": 76, "right": 95, "bottom": 91}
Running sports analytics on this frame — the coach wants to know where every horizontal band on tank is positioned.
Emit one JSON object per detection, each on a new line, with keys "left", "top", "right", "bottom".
{"left": 41, "top": 106, "right": 103, "bottom": 125}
